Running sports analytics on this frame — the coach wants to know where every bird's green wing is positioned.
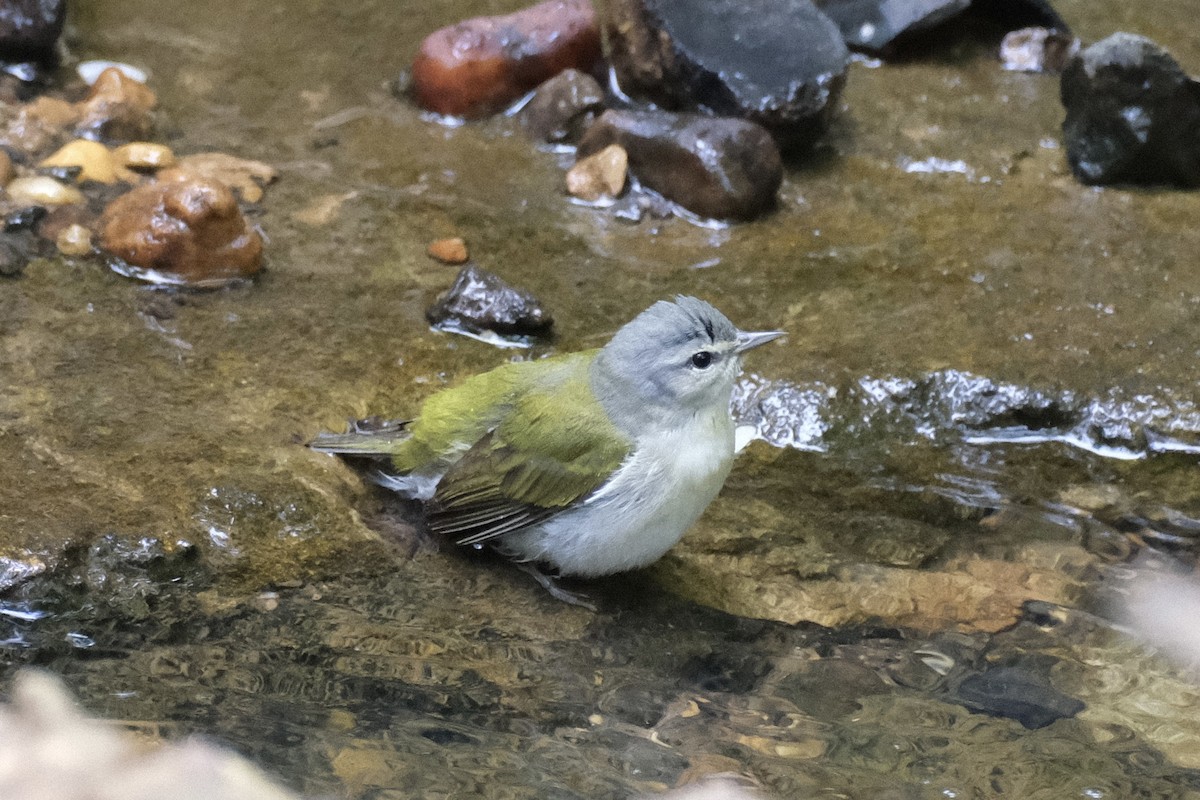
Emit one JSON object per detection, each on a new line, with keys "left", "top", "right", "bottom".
{"left": 426, "top": 373, "right": 632, "bottom": 546}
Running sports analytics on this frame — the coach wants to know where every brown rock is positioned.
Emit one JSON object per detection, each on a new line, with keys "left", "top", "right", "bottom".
{"left": 166, "top": 152, "right": 278, "bottom": 203}
{"left": 566, "top": 143, "right": 627, "bottom": 201}
{"left": 0, "top": 96, "right": 78, "bottom": 155}
{"left": 426, "top": 237, "right": 469, "bottom": 264}
{"left": 113, "top": 141, "right": 177, "bottom": 172}
{"left": 0, "top": 149, "right": 11, "bottom": 186}
{"left": 517, "top": 68, "right": 605, "bottom": 143}
{"left": 99, "top": 175, "right": 264, "bottom": 286}
{"left": 40, "top": 139, "right": 127, "bottom": 184}
{"left": 411, "top": 0, "right": 602, "bottom": 118}
{"left": 76, "top": 67, "right": 157, "bottom": 143}
{"left": 577, "top": 109, "right": 782, "bottom": 220}
{"left": 55, "top": 223, "right": 93, "bottom": 257}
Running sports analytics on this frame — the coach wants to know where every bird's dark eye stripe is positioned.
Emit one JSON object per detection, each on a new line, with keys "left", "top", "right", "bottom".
{"left": 691, "top": 351, "right": 713, "bottom": 369}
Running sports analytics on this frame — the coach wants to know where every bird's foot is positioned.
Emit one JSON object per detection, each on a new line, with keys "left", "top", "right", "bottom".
{"left": 515, "top": 562, "right": 596, "bottom": 611}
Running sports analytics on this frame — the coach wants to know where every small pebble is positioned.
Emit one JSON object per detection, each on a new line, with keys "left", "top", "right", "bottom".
{"left": 113, "top": 141, "right": 176, "bottom": 171}
{"left": 55, "top": 223, "right": 93, "bottom": 256}
{"left": 40, "top": 139, "right": 122, "bottom": 184}
{"left": 0, "top": 150, "right": 11, "bottom": 187}
{"left": 426, "top": 237, "right": 469, "bottom": 264}
{"left": 6, "top": 176, "right": 84, "bottom": 206}
{"left": 566, "top": 143, "right": 627, "bottom": 201}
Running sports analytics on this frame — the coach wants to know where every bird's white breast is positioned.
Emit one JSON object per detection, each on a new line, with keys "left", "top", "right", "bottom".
{"left": 503, "top": 407, "right": 736, "bottom": 577}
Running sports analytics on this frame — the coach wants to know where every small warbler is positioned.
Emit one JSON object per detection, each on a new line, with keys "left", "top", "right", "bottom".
{"left": 311, "top": 296, "right": 783, "bottom": 596}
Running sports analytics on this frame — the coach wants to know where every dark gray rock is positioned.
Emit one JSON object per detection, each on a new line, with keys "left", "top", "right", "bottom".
{"left": 815, "top": 0, "right": 970, "bottom": 54}
{"left": 517, "top": 69, "right": 605, "bottom": 144}
{"left": 952, "top": 665, "right": 1085, "bottom": 729}
{"left": 598, "top": 0, "right": 848, "bottom": 151}
{"left": 426, "top": 264, "right": 553, "bottom": 339}
{"left": 0, "top": 0, "right": 66, "bottom": 61}
{"left": 577, "top": 109, "right": 782, "bottom": 221}
{"left": 816, "top": 0, "right": 1071, "bottom": 56}
{"left": 0, "top": 231, "right": 34, "bottom": 277}
{"left": 1061, "top": 33, "right": 1200, "bottom": 187}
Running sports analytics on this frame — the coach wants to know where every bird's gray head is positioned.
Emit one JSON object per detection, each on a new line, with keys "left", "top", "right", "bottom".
{"left": 592, "top": 296, "right": 783, "bottom": 431}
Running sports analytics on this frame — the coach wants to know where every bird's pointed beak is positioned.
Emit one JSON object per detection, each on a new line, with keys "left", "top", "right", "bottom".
{"left": 734, "top": 329, "right": 786, "bottom": 354}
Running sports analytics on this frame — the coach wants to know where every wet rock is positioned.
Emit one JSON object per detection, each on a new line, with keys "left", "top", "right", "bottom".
{"left": 55, "top": 223, "right": 92, "bottom": 256}
{"left": 1061, "top": 33, "right": 1200, "bottom": 187}
{"left": 426, "top": 237, "right": 469, "bottom": 265}
{"left": 98, "top": 174, "right": 264, "bottom": 286}
{"left": 599, "top": 0, "right": 848, "bottom": 150}
{"left": 39, "top": 139, "right": 129, "bottom": 184}
{"left": 1000, "top": 27, "right": 1078, "bottom": 73}
{"left": 815, "top": 0, "right": 970, "bottom": 54}
{"left": 0, "top": 96, "right": 77, "bottom": 154}
{"left": 114, "top": 141, "right": 176, "bottom": 172}
{"left": 164, "top": 152, "right": 277, "bottom": 203}
{"left": 566, "top": 143, "right": 627, "bottom": 201}
{"left": 0, "top": 231, "right": 32, "bottom": 276}
{"left": 426, "top": 263, "right": 553, "bottom": 339}
{"left": 411, "top": 0, "right": 602, "bottom": 118}
{"left": 952, "top": 665, "right": 1085, "bottom": 729}
{"left": 517, "top": 68, "right": 605, "bottom": 144}
{"left": 0, "top": 0, "right": 66, "bottom": 61}
{"left": 5, "top": 175, "right": 83, "bottom": 206}
{"left": 577, "top": 109, "right": 782, "bottom": 220}
{"left": 0, "top": 148, "right": 10, "bottom": 186}
{"left": 76, "top": 66, "right": 157, "bottom": 143}
{"left": 77, "top": 60, "right": 148, "bottom": 86}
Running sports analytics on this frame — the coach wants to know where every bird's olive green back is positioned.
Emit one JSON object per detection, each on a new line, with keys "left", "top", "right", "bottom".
{"left": 419, "top": 352, "right": 633, "bottom": 544}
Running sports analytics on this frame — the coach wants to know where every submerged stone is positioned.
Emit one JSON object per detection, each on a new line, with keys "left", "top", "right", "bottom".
{"left": 577, "top": 109, "right": 782, "bottom": 220}
{"left": 952, "top": 665, "right": 1085, "bottom": 729}
{"left": 426, "top": 263, "right": 553, "bottom": 339}
{"left": 1061, "top": 33, "right": 1200, "bottom": 187}
{"left": 517, "top": 68, "right": 605, "bottom": 144}
{"left": 410, "top": 0, "right": 602, "bottom": 118}
{"left": 599, "top": 0, "right": 848, "bottom": 150}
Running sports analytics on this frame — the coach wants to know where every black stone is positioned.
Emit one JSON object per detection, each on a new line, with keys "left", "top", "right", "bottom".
{"left": 599, "top": 0, "right": 848, "bottom": 150}
{"left": 815, "top": 0, "right": 970, "bottom": 54}
{"left": 1061, "top": 33, "right": 1200, "bottom": 187}
{"left": 426, "top": 264, "right": 553, "bottom": 339}
{"left": 518, "top": 69, "right": 605, "bottom": 144}
{"left": 0, "top": 0, "right": 66, "bottom": 61}
{"left": 816, "top": 0, "right": 1070, "bottom": 56}
{"left": 577, "top": 109, "right": 782, "bottom": 221}
{"left": 952, "top": 665, "right": 1084, "bottom": 729}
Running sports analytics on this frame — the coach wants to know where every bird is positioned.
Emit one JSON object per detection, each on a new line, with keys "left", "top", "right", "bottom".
{"left": 310, "top": 295, "right": 783, "bottom": 602}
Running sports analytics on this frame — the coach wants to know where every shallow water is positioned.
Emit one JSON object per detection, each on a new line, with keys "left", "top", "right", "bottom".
{"left": 3, "top": 0, "right": 1200, "bottom": 797}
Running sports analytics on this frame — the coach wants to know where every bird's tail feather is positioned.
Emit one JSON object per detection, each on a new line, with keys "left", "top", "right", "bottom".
{"left": 308, "top": 417, "right": 411, "bottom": 455}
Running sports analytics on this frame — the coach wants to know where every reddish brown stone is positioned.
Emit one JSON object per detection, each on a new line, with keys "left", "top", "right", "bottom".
{"left": 99, "top": 175, "right": 263, "bottom": 286}
{"left": 411, "top": 0, "right": 601, "bottom": 118}
{"left": 76, "top": 67, "right": 157, "bottom": 143}
{"left": 426, "top": 237, "right": 469, "bottom": 264}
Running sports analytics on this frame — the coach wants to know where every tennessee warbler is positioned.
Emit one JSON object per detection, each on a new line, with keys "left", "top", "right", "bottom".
{"left": 311, "top": 296, "right": 783, "bottom": 589}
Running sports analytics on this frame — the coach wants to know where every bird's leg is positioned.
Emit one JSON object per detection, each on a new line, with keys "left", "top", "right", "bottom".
{"left": 515, "top": 562, "right": 596, "bottom": 611}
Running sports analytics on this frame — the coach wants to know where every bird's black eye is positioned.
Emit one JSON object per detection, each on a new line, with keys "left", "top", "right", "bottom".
{"left": 691, "top": 351, "right": 714, "bottom": 369}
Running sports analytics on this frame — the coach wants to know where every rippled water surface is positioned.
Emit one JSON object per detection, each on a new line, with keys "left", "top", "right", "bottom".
{"left": 3, "top": 0, "right": 1200, "bottom": 797}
